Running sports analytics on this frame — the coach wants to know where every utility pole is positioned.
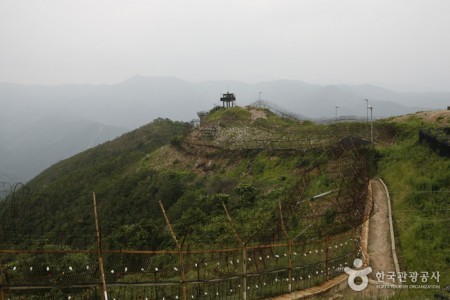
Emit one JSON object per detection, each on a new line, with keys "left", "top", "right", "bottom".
{"left": 335, "top": 105, "right": 339, "bottom": 123}
{"left": 364, "top": 99, "right": 369, "bottom": 123}
{"left": 368, "top": 105, "right": 374, "bottom": 144}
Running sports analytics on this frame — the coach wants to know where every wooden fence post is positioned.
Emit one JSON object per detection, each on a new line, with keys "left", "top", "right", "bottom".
{"left": 324, "top": 236, "right": 329, "bottom": 282}
{"left": 278, "top": 201, "right": 292, "bottom": 292}
{"left": 93, "top": 192, "right": 108, "bottom": 300}
{"left": 288, "top": 240, "right": 293, "bottom": 292}
{"left": 0, "top": 254, "right": 4, "bottom": 300}
{"left": 242, "top": 243, "right": 247, "bottom": 300}
{"left": 159, "top": 201, "right": 186, "bottom": 300}
{"left": 222, "top": 202, "right": 247, "bottom": 300}
{"left": 179, "top": 248, "right": 187, "bottom": 300}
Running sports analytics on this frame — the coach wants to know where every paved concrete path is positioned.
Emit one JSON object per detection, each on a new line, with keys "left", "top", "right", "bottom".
{"left": 272, "top": 179, "right": 398, "bottom": 299}
{"left": 367, "top": 179, "right": 396, "bottom": 281}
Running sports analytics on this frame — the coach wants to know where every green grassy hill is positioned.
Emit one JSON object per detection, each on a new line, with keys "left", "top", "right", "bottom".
{"left": 1, "top": 107, "right": 447, "bottom": 299}
{"left": 1, "top": 118, "right": 191, "bottom": 248}
{"left": 376, "top": 111, "right": 449, "bottom": 300}
{"left": 1, "top": 107, "right": 375, "bottom": 250}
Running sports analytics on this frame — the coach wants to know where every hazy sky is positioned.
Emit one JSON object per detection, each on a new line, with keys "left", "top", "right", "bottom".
{"left": 1, "top": 0, "right": 449, "bottom": 92}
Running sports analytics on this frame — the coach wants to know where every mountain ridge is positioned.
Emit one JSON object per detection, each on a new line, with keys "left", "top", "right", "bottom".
{"left": 2, "top": 76, "right": 447, "bottom": 127}
{"left": 0, "top": 115, "right": 128, "bottom": 183}
{"left": 1, "top": 76, "right": 448, "bottom": 183}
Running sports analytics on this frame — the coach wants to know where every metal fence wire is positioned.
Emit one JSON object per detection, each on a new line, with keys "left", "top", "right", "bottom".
{"left": 0, "top": 231, "right": 359, "bottom": 300}
{"left": 0, "top": 124, "right": 378, "bottom": 299}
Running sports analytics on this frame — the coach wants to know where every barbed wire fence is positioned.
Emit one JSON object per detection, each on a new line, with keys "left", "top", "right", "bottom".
{"left": 0, "top": 124, "right": 382, "bottom": 300}
{"left": 0, "top": 213, "right": 360, "bottom": 300}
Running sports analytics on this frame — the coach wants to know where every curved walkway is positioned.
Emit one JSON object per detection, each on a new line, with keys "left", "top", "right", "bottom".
{"left": 367, "top": 179, "right": 397, "bottom": 280}
{"left": 272, "top": 178, "right": 398, "bottom": 299}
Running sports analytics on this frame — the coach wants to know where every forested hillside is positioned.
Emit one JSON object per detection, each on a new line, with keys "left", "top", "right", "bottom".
{"left": 0, "top": 118, "right": 191, "bottom": 248}
{"left": 0, "top": 107, "right": 375, "bottom": 250}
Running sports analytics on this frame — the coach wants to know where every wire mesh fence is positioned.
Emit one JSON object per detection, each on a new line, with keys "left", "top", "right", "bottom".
{"left": 0, "top": 231, "right": 360, "bottom": 299}
{"left": 0, "top": 122, "right": 379, "bottom": 299}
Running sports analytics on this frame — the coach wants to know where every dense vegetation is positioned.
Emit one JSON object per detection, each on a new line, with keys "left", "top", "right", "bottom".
{"left": 0, "top": 118, "right": 192, "bottom": 248}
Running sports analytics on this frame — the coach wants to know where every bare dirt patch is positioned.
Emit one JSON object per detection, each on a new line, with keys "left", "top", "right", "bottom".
{"left": 249, "top": 108, "right": 268, "bottom": 121}
{"left": 145, "top": 145, "right": 192, "bottom": 170}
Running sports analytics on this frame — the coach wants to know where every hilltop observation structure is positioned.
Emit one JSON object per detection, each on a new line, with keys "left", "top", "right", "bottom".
{"left": 220, "top": 92, "right": 236, "bottom": 108}
{"left": 196, "top": 92, "right": 237, "bottom": 127}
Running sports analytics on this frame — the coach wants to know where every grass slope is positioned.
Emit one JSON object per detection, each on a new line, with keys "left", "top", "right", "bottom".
{"left": 2, "top": 107, "right": 366, "bottom": 251}
{"left": 377, "top": 116, "right": 449, "bottom": 299}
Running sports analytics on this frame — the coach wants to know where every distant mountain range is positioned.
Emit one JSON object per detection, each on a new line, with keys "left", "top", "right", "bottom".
{"left": 1, "top": 76, "right": 449, "bottom": 183}
{"left": 0, "top": 114, "right": 126, "bottom": 183}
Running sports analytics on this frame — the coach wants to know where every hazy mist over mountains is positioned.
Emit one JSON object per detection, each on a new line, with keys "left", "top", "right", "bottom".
{"left": 1, "top": 75, "right": 449, "bottom": 183}
{"left": 3, "top": 75, "right": 448, "bottom": 126}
